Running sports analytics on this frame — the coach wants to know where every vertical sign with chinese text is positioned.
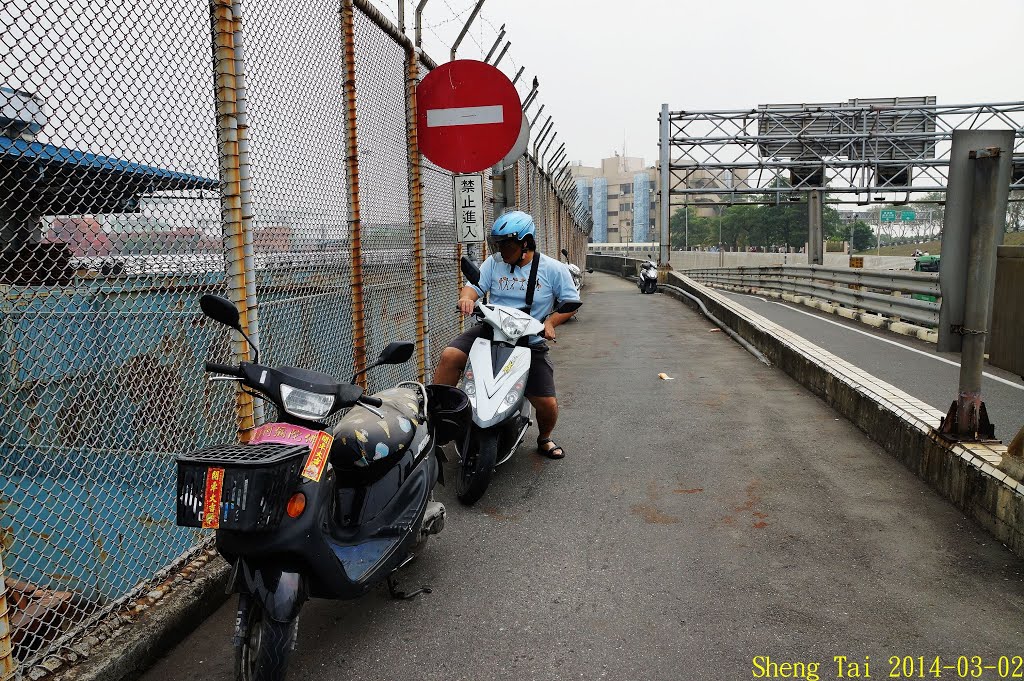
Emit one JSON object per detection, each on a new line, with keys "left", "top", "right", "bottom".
{"left": 454, "top": 174, "right": 485, "bottom": 243}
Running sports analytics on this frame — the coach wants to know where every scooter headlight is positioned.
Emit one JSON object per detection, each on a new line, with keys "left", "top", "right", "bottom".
{"left": 280, "top": 384, "right": 335, "bottom": 420}
{"left": 500, "top": 315, "right": 528, "bottom": 339}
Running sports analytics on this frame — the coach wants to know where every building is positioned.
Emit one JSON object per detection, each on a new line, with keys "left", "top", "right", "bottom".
{"left": 570, "top": 154, "right": 655, "bottom": 244}
{"left": 571, "top": 154, "right": 748, "bottom": 245}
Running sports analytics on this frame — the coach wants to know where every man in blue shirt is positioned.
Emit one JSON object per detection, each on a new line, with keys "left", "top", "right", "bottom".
{"left": 432, "top": 211, "right": 580, "bottom": 459}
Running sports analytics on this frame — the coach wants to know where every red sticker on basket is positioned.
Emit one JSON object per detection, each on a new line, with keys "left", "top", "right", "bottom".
{"left": 249, "top": 422, "right": 319, "bottom": 447}
{"left": 300, "top": 432, "right": 333, "bottom": 483}
{"left": 202, "top": 467, "right": 225, "bottom": 529}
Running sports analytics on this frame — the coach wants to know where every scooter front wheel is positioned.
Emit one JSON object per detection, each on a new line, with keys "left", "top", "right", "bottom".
{"left": 455, "top": 428, "right": 498, "bottom": 506}
{"left": 235, "top": 594, "right": 299, "bottom": 681}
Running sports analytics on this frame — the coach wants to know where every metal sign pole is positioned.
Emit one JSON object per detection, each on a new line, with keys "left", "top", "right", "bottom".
{"left": 939, "top": 129, "right": 1015, "bottom": 352}
{"left": 809, "top": 189, "right": 823, "bottom": 265}
{"left": 659, "top": 103, "right": 670, "bottom": 266}
{"left": 939, "top": 144, "right": 1009, "bottom": 439}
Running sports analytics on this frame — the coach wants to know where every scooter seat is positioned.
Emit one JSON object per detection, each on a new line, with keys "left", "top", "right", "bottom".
{"left": 329, "top": 387, "right": 421, "bottom": 468}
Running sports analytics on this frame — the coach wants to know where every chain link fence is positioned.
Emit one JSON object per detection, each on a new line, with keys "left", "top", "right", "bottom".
{"left": 0, "top": 0, "right": 589, "bottom": 674}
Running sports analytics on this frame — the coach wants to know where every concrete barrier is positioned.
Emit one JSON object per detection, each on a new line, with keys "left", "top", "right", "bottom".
{"left": 660, "top": 272, "right": 1024, "bottom": 559}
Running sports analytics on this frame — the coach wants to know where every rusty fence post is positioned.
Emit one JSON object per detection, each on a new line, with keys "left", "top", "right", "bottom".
{"left": 404, "top": 44, "right": 429, "bottom": 383}
{"left": 0, "top": 549, "right": 15, "bottom": 681}
{"left": 211, "top": 0, "right": 258, "bottom": 439}
{"left": 341, "top": 0, "right": 368, "bottom": 388}
{"left": 556, "top": 188, "right": 562, "bottom": 256}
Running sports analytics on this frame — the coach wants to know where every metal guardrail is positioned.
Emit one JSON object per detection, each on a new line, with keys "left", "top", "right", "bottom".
{"left": 681, "top": 266, "right": 939, "bottom": 328}
{"left": 585, "top": 256, "right": 940, "bottom": 328}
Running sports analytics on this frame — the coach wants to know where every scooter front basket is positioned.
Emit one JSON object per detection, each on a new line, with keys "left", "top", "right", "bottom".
{"left": 175, "top": 443, "right": 307, "bottom": 531}
{"left": 426, "top": 384, "right": 472, "bottom": 446}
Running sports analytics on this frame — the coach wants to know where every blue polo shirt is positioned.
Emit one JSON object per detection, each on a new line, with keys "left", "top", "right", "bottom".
{"left": 469, "top": 252, "right": 580, "bottom": 341}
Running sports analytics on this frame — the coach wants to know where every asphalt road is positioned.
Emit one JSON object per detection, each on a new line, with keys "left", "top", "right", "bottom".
{"left": 141, "top": 274, "right": 1024, "bottom": 681}
{"left": 714, "top": 289, "right": 1024, "bottom": 442}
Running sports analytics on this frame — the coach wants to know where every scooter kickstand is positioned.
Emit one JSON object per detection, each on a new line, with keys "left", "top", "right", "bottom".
{"left": 387, "top": 573, "right": 432, "bottom": 600}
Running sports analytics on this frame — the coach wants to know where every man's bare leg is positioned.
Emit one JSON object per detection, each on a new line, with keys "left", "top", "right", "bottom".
{"left": 529, "top": 395, "right": 562, "bottom": 457}
{"left": 433, "top": 347, "right": 468, "bottom": 386}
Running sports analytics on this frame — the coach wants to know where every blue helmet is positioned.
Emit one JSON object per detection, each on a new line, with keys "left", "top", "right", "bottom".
{"left": 490, "top": 210, "right": 536, "bottom": 244}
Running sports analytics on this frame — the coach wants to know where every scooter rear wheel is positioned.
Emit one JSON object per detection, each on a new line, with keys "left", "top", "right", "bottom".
{"left": 455, "top": 428, "right": 498, "bottom": 506}
{"left": 235, "top": 594, "right": 298, "bottom": 681}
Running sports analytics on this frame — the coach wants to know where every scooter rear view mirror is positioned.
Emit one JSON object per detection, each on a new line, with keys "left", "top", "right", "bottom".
{"left": 586, "top": 268, "right": 594, "bottom": 274}
{"left": 460, "top": 256, "right": 481, "bottom": 286}
{"left": 377, "top": 341, "right": 415, "bottom": 365}
{"left": 200, "top": 294, "right": 241, "bottom": 331}
{"left": 561, "top": 248, "right": 569, "bottom": 258}
{"left": 199, "top": 294, "right": 260, "bottom": 363}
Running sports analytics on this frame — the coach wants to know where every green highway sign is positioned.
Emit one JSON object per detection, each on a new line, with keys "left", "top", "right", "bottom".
{"left": 900, "top": 210, "right": 917, "bottom": 222}
{"left": 880, "top": 209, "right": 897, "bottom": 222}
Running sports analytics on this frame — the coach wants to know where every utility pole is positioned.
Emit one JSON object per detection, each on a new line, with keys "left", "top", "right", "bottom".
{"left": 658, "top": 103, "right": 670, "bottom": 266}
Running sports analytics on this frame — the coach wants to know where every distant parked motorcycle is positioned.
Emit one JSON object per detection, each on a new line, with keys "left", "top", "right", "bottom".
{"left": 638, "top": 259, "right": 659, "bottom": 294}
{"left": 559, "top": 248, "right": 593, "bottom": 297}
{"left": 175, "top": 294, "right": 470, "bottom": 681}
{"left": 559, "top": 248, "right": 592, "bottom": 320}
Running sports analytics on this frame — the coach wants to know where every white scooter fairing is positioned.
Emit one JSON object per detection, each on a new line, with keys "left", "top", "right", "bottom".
{"left": 461, "top": 303, "right": 543, "bottom": 430}
{"left": 566, "top": 263, "right": 583, "bottom": 296}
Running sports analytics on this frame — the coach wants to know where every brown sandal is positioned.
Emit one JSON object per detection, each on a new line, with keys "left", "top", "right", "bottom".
{"left": 537, "top": 438, "right": 565, "bottom": 459}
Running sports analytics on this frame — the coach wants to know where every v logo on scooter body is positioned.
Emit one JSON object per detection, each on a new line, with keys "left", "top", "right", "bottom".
{"left": 467, "top": 338, "right": 532, "bottom": 423}
{"left": 472, "top": 339, "right": 529, "bottom": 401}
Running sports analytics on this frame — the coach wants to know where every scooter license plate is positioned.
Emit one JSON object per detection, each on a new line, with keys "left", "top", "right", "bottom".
{"left": 249, "top": 422, "right": 321, "bottom": 447}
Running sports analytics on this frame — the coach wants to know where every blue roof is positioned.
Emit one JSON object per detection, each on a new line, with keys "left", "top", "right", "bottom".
{"left": 0, "top": 135, "right": 219, "bottom": 190}
{"left": 1, "top": 135, "right": 219, "bottom": 216}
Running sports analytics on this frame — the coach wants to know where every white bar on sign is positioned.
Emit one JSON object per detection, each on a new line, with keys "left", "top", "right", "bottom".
{"left": 427, "top": 105, "right": 504, "bottom": 128}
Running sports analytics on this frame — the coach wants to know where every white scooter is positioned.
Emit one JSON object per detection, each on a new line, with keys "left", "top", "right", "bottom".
{"left": 559, "top": 248, "right": 593, "bottom": 297}
{"left": 454, "top": 256, "right": 581, "bottom": 505}
{"left": 559, "top": 249, "right": 592, "bottom": 321}
{"left": 638, "top": 259, "right": 659, "bottom": 294}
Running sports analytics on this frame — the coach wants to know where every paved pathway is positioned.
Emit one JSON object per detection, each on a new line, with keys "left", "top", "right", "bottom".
{"left": 142, "top": 273, "right": 1024, "bottom": 681}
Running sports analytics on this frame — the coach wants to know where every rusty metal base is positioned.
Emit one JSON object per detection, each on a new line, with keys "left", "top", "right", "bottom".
{"left": 937, "top": 399, "right": 999, "bottom": 443}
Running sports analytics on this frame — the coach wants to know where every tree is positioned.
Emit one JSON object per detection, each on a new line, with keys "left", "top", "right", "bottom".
{"left": 671, "top": 206, "right": 715, "bottom": 248}
{"left": 823, "top": 205, "right": 843, "bottom": 240}
{"left": 850, "top": 220, "right": 874, "bottom": 252}
{"left": 1006, "top": 190, "right": 1024, "bottom": 232}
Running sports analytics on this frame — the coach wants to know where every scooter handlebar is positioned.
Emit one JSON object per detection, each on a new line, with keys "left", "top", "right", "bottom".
{"left": 360, "top": 395, "right": 383, "bottom": 408}
{"left": 204, "top": 361, "right": 240, "bottom": 376}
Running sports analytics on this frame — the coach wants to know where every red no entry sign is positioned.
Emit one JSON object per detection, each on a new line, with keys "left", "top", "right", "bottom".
{"left": 416, "top": 60, "right": 522, "bottom": 173}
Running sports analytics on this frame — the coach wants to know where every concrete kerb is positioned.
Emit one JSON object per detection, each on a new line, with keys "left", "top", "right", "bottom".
{"left": 52, "top": 554, "right": 230, "bottom": 681}
{"left": 660, "top": 272, "right": 1024, "bottom": 559}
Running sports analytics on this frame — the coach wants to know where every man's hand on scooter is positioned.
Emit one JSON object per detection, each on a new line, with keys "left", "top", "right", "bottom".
{"left": 543, "top": 321, "right": 557, "bottom": 342}
{"left": 458, "top": 298, "right": 476, "bottom": 316}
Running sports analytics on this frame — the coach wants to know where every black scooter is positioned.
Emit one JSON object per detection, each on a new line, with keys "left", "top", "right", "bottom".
{"left": 175, "top": 295, "right": 470, "bottom": 681}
